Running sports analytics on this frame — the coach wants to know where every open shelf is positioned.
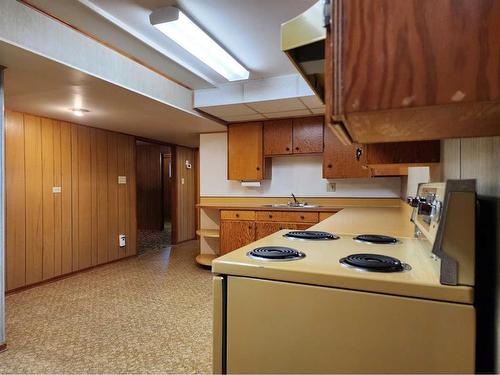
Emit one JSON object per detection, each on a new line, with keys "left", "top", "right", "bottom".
{"left": 196, "top": 229, "right": 220, "bottom": 238}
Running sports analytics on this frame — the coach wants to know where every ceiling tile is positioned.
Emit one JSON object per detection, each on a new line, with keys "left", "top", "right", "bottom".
{"left": 199, "top": 103, "right": 257, "bottom": 117}
{"left": 246, "top": 98, "right": 307, "bottom": 113}
{"left": 300, "top": 95, "right": 325, "bottom": 109}
{"left": 263, "top": 109, "right": 312, "bottom": 119}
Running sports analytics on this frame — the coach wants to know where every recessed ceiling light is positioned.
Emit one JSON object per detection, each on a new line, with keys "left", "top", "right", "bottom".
{"left": 150, "top": 7, "right": 249, "bottom": 82}
{"left": 70, "top": 108, "right": 90, "bottom": 117}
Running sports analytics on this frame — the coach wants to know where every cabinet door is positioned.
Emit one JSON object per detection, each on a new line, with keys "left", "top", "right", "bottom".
{"left": 341, "top": 0, "right": 500, "bottom": 113}
{"left": 255, "top": 222, "right": 283, "bottom": 240}
{"left": 263, "top": 119, "right": 293, "bottom": 156}
{"left": 220, "top": 220, "right": 256, "bottom": 254}
{"left": 228, "top": 123, "right": 264, "bottom": 181}
{"left": 365, "top": 141, "right": 440, "bottom": 164}
{"left": 292, "top": 117, "right": 324, "bottom": 154}
{"left": 323, "top": 127, "right": 369, "bottom": 178}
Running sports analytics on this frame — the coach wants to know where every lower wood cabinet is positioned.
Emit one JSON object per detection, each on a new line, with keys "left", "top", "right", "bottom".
{"left": 220, "top": 220, "right": 256, "bottom": 255}
{"left": 256, "top": 222, "right": 311, "bottom": 240}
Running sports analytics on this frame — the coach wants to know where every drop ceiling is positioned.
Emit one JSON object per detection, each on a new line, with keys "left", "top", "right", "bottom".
{"left": 198, "top": 96, "right": 324, "bottom": 122}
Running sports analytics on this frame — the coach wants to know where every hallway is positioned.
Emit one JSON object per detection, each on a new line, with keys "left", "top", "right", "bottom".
{"left": 0, "top": 241, "right": 212, "bottom": 373}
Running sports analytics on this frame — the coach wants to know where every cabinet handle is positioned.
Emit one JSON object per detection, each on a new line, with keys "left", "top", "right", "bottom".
{"left": 235, "top": 213, "right": 239, "bottom": 218}
{"left": 256, "top": 166, "right": 260, "bottom": 171}
{"left": 295, "top": 147, "right": 300, "bottom": 151}
{"left": 286, "top": 147, "right": 290, "bottom": 151}
{"left": 300, "top": 215, "right": 305, "bottom": 220}
{"left": 269, "top": 214, "right": 273, "bottom": 218}
{"left": 327, "top": 164, "right": 333, "bottom": 168}
{"left": 355, "top": 148, "right": 363, "bottom": 161}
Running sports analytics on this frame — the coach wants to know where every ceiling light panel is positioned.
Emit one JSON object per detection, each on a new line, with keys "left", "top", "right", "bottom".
{"left": 150, "top": 7, "right": 249, "bottom": 82}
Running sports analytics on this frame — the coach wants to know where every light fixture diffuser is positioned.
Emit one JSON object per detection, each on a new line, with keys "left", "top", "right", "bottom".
{"left": 150, "top": 7, "right": 249, "bottom": 81}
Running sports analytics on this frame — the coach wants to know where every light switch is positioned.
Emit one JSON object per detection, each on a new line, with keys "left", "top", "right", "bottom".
{"left": 118, "top": 176, "right": 127, "bottom": 184}
{"left": 52, "top": 186, "right": 62, "bottom": 193}
{"left": 181, "top": 177, "right": 185, "bottom": 184}
{"left": 327, "top": 182, "right": 336, "bottom": 192}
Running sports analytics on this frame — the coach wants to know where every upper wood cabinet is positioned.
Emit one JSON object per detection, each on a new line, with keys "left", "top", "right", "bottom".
{"left": 323, "top": 127, "right": 441, "bottom": 179}
{"left": 263, "top": 116, "right": 324, "bottom": 157}
{"left": 323, "top": 126, "right": 369, "bottom": 179}
{"left": 263, "top": 119, "right": 293, "bottom": 156}
{"left": 292, "top": 117, "right": 324, "bottom": 154}
{"left": 228, "top": 122, "right": 268, "bottom": 181}
{"left": 326, "top": 0, "right": 500, "bottom": 143}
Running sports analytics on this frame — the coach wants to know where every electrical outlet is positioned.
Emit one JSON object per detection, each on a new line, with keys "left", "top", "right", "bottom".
{"left": 119, "top": 234, "right": 126, "bottom": 248}
{"left": 327, "top": 182, "right": 336, "bottom": 192}
{"left": 118, "top": 176, "right": 127, "bottom": 184}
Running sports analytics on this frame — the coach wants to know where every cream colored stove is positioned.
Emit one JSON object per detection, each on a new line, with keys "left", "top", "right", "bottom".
{"left": 212, "top": 180, "right": 476, "bottom": 374}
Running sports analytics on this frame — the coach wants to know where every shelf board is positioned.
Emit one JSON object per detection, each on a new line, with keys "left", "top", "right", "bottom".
{"left": 196, "top": 229, "right": 220, "bottom": 238}
{"left": 195, "top": 254, "right": 217, "bottom": 267}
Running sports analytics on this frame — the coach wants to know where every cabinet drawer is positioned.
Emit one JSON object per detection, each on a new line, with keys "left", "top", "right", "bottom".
{"left": 220, "top": 210, "right": 256, "bottom": 221}
{"left": 256, "top": 211, "right": 319, "bottom": 223}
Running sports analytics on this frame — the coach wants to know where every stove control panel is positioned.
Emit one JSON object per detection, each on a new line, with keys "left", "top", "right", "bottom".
{"left": 409, "top": 180, "right": 476, "bottom": 286}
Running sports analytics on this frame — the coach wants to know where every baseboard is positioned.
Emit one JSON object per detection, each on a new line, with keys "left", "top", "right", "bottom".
{"left": 6, "top": 254, "right": 136, "bottom": 295}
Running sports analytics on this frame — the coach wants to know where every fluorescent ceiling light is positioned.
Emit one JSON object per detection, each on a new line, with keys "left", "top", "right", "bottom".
{"left": 150, "top": 7, "right": 249, "bottom": 82}
{"left": 70, "top": 108, "right": 89, "bottom": 117}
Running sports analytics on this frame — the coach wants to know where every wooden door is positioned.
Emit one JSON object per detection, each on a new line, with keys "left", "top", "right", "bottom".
{"left": 341, "top": 0, "right": 500, "bottom": 113}
{"left": 292, "top": 117, "right": 324, "bottom": 154}
{"left": 228, "top": 123, "right": 264, "bottom": 180}
{"left": 263, "top": 119, "right": 293, "bottom": 156}
{"left": 220, "top": 220, "right": 256, "bottom": 254}
{"left": 323, "top": 127, "right": 369, "bottom": 178}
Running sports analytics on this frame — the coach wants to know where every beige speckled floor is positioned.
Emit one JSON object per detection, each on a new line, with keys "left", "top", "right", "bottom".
{"left": 0, "top": 240, "right": 213, "bottom": 374}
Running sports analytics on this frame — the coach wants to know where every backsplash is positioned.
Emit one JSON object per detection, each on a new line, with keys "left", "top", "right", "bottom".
{"left": 200, "top": 133, "right": 401, "bottom": 197}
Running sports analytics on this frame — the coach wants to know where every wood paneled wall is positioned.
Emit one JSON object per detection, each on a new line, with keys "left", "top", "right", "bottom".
{"left": 5, "top": 110, "right": 137, "bottom": 291}
{"left": 136, "top": 142, "right": 170, "bottom": 230}
{"left": 442, "top": 136, "right": 500, "bottom": 373}
{"left": 175, "top": 146, "right": 196, "bottom": 242}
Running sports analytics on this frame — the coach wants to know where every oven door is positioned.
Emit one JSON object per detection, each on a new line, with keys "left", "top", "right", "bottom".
{"left": 224, "top": 276, "right": 475, "bottom": 374}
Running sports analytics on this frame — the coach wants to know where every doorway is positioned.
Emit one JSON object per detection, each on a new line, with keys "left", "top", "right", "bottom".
{"left": 136, "top": 140, "right": 174, "bottom": 254}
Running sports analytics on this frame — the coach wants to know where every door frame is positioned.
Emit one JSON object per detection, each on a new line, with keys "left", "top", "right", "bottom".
{"left": 135, "top": 137, "right": 178, "bottom": 244}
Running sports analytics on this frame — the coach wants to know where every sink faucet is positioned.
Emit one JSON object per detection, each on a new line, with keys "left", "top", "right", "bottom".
{"left": 291, "top": 193, "right": 299, "bottom": 204}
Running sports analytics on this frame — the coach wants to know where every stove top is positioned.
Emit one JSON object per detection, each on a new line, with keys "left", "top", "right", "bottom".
{"left": 340, "top": 253, "right": 411, "bottom": 272}
{"left": 354, "top": 234, "right": 399, "bottom": 245}
{"left": 284, "top": 231, "right": 339, "bottom": 240}
{"left": 247, "top": 246, "right": 306, "bottom": 261}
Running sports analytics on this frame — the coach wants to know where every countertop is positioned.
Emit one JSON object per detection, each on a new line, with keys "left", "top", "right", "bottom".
{"left": 212, "top": 205, "right": 473, "bottom": 304}
{"left": 197, "top": 203, "right": 343, "bottom": 212}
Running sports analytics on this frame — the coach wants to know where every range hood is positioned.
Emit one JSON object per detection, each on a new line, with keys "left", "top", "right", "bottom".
{"left": 281, "top": 1, "right": 326, "bottom": 102}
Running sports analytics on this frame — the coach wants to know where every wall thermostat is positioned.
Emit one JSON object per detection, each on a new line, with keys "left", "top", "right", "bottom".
{"left": 185, "top": 160, "right": 192, "bottom": 169}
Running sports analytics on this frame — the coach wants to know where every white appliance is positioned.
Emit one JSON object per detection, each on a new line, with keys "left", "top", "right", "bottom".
{"left": 212, "top": 180, "right": 476, "bottom": 374}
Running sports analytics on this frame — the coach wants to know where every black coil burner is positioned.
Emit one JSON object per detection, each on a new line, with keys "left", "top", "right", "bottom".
{"left": 354, "top": 234, "right": 399, "bottom": 244}
{"left": 284, "top": 231, "right": 339, "bottom": 240}
{"left": 247, "top": 246, "right": 306, "bottom": 261}
{"left": 340, "top": 253, "right": 410, "bottom": 272}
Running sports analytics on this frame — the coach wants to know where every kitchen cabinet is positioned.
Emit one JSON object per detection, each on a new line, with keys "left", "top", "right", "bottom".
{"left": 326, "top": 0, "right": 500, "bottom": 143}
{"left": 219, "top": 209, "right": 325, "bottom": 253}
{"left": 220, "top": 220, "right": 255, "bottom": 255}
{"left": 263, "top": 119, "right": 293, "bottom": 156}
{"left": 323, "top": 126, "right": 441, "bottom": 178}
{"left": 256, "top": 222, "right": 311, "bottom": 240}
{"left": 292, "top": 117, "right": 324, "bottom": 154}
{"left": 228, "top": 122, "right": 269, "bottom": 181}
{"left": 263, "top": 116, "right": 324, "bottom": 157}
{"left": 323, "top": 126, "right": 369, "bottom": 179}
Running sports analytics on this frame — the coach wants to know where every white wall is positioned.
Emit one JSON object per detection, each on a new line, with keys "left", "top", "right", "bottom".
{"left": 200, "top": 133, "right": 401, "bottom": 197}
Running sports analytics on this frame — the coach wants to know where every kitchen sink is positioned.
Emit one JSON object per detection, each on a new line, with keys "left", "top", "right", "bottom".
{"left": 262, "top": 204, "right": 320, "bottom": 209}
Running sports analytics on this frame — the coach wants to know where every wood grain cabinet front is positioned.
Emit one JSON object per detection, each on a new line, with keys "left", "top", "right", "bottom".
{"left": 292, "top": 116, "right": 324, "bottom": 154}
{"left": 326, "top": 0, "right": 500, "bottom": 143}
{"left": 220, "top": 220, "right": 256, "bottom": 255}
{"left": 228, "top": 123, "right": 267, "bottom": 181}
{"left": 263, "top": 119, "right": 293, "bottom": 156}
